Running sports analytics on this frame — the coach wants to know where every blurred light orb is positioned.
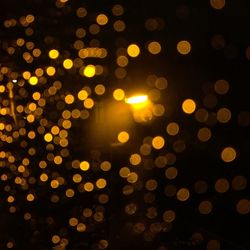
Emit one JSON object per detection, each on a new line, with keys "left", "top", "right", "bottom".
{"left": 127, "top": 44, "right": 140, "bottom": 57}
{"left": 221, "top": 147, "right": 237, "bottom": 163}
{"left": 177, "top": 40, "right": 191, "bottom": 55}
{"left": 113, "top": 88, "right": 125, "bottom": 101}
{"left": 148, "top": 41, "right": 161, "bottom": 54}
{"left": 48, "top": 49, "right": 59, "bottom": 59}
{"left": 29, "top": 76, "right": 38, "bottom": 85}
{"left": 96, "top": 14, "right": 108, "bottom": 25}
{"left": 63, "top": 59, "right": 73, "bottom": 69}
{"left": 83, "top": 64, "right": 96, "bottom": 77}
{"left": 118, "top": 131, "right": 130, "bottom": 143}
{"left": 152, "top": 136, "right": 165, "bottom": 149}
{"left": 182, "top": 98, "right": 196, "bottom": 114}
{"left": 210, "top": 0, "right": 226, "bottom": 10}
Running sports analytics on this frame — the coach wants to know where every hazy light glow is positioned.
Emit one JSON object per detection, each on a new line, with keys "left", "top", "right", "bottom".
{"left": 125, "top": 95, "right": 148, "bottom": 104}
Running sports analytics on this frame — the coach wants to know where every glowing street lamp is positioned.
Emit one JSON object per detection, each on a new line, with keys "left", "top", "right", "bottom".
{"left": 125, "top": 94, "right": 152, "bottom": 123}
{"left": 125, "top": 95, "right": 148, "bottom": 105}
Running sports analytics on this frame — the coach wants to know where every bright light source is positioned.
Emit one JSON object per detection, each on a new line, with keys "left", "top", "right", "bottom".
{"left": 125, "top": 95, "right": 148, "bottom": 104}
{"left": 12, "top": 79, "right": 17, "bottom": 83}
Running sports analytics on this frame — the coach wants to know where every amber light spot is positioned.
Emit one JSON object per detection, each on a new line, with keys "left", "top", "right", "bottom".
{"left": 127, "top": 44, "right": 140, "bottom": 57}
{"left": 182, "top": 99, "right": 196, "bottom": 114}
{"left": 221, "top": 146, "right": 237, "bottom": 163}
{"left": 118, "top": 131, "right": 130, "bottom": 143}
{"left": 177, "top": 40, "right": 191, "bottom": 55}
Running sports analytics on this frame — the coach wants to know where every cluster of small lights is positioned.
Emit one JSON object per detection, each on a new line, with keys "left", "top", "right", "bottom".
{"left": 0, "top": 0, "right": 249, "bottom": 249}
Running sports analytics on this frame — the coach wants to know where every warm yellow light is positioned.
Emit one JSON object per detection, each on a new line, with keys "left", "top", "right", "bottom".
{"left": 63, "top": 59, "right": 73, "bottom": 69}
{"left": 83, "top": 65, "right": 96, "bottom": 78}
{"left": 177, "top": 40, "right": 191, "bottom": 55}
{"left": 65, "top": 94, "right": 75, "bottom": 104}
{"left": 80, "top": 161, "right": 90, "bottom": 171}
{"left": 182, "top": 99, "right": 196, "bottom": 114}
{"left": 96, "top": 178, "right": 107, "bottom": 189}
{"left": 78, "top": 90, "right": 88, "bottom": 100}
{"left": 152, "top": 136, "right": 165, "bottom": 150}
{"left": 96, "top": 14, "right": 108, "bottom": 25}
{"left": 127, "top": 44, "right": 140, "bottom": 57}
{"left": 113, "top": 88, "right": 125, "bottom": 101}
{"left": 48, "top": 49, "right": 59, "bottom": 59}
{"left": 29, "top": 76, "right": 38, "bottom": 85}
{"left": 84, "top": 98, "right": 94, "bottom": 109}
{"left": 125, "top": 95, "right": 148, "bottom": 104}
{"left": 44, "top": 133, "right": 53, "bottom": 142}
{"left": 118, "top": 131, "right": 130, "bottom": 143}
{"left": 27, "top": 194, "right": 35, "bottom": 202}
{"left": 46, "top": 66, "right": 56, "bottom": 76}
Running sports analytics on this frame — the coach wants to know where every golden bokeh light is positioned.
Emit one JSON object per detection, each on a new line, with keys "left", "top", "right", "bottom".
{"left": 182, "top": 98, "right": 196, "bottom": 114}
{"left": 44, "top": 133, "right": 53, "bottom": 142}
{"left": 27, "top": 193, "right": 35, "bottom": 202}
{"left": 119, "top": 167, "right": 130, "bottom": 178}
{"left": 77, "top": 223, "right": 86, "bottom": 232}
{"left": 166, "top": 122, "right": 179, "bottom": 136}
{"left": 84, "top": 98, "right": 94, "bottom": 109}
{"left": 80, "top": 161, "right": 90, "bottom": 171}
{"left": 84, "top": 182, "right": 94, "bottom": 192}
{"left": 28, "top": 76, "right": 38, "bottom": 85}
{"left": 127, "top": 44, "right": 140, "bottom": 57}
{"left": 63, "top": 59, "right": 73, "bottom": 69}
{"left": 152, "top": 136, "right": 165, "bottom": 150}
{"left": 78, "top": 90, "right": 88, "bottom": 100}
{"left": 221, "top": 146, "right": 237, "bottom": 163}
{"left": 95, "top": 84, "right": 106, "bottom": 95}
{"left": 69, "top": 217, "right": 78, "bottom": 227}
{"left": 46, "top": 66, "right": 56, "bottom": 76}
{"left": 117, "top": 55, "right": 128, "bottom": 67}
{"left": 48, "top": 49, "right": 59, "bottom": 59}
{"left": 177, "top": 40, "right": 191, "bottom": 55}
{"left": 129, "top": 153, "right": 141, "bottom": 165}
{"left": 96, "top": 178, "right": 107, "bottom": 189}
{"left": 148, "top": 41, "right": 161, "bottom": 54}
{"left": 96, "top": 14, "right": 108, "bottom": 25}
{"left": 127, "top": 172, "right": 138, "bottom": 183}
{"left": 83, "top": 65, "right": 96, "bottom": 78}
{"left": 210, "top": 0, "right": 226, "bottom": 10}
{"left": 113, "top": 88, "right": 125, "bottom": 101}
{"left": 117, "top": 131, "right": 130, "bottom": 143}
{"left": 65, "top": 94, "right": 75, "bottom": 104}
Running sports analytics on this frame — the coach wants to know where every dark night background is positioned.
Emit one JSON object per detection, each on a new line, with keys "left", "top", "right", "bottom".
{"left": 0, "top": 0, "right": 250, "bottom": 250}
